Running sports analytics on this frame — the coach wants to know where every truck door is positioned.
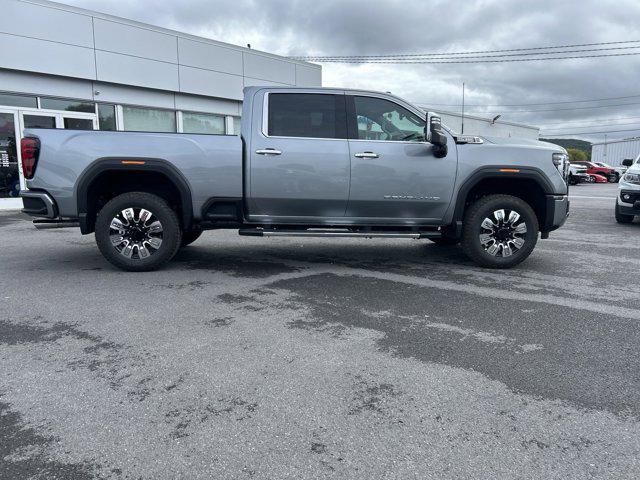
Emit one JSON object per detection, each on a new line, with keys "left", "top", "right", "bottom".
{"left": 248, "top": 92, "right": 350, "bottom": 220}
{"left": 345, "top": 95, "right": 457, "bottom": 222}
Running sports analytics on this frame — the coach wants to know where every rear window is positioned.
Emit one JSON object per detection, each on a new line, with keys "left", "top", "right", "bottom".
{"left": 267, "top": 93, "right": 347, "bottom": 139}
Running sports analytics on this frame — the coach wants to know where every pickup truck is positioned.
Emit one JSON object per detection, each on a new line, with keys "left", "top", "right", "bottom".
{"left": 20, "top": 87, "right": 570, "bottom": 271}
{"left": 616, "top": 156, "right": 640, "bottom": 223}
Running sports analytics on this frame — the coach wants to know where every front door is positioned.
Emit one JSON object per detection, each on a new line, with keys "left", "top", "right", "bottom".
{"left": 345, "top": 95, "right": 457, "bottom": 223}
{"left": 248, "top": 92, "right": 350, "bottom": 220}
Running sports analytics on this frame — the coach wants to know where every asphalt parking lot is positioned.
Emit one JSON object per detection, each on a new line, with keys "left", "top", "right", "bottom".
{"left": 1, "top": 182, "right": 639, "bottom": 479}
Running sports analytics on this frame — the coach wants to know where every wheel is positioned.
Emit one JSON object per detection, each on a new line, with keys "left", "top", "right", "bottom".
{"left": 461, "top": 194, "right": 539, "bottom": 269}
{"left": 180, "top": 229, "right": 203, "bottom": 247}
{"left": 95, "top": 192, "right": 182, "bottom": 271}
{"left": 615, "top": 203, "right": 634, "bottom": 224}
{"left": 429, "top": 237, "right": 460, "bottom": 246}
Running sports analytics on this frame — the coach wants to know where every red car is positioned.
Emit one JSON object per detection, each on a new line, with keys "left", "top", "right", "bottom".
{"left": 571, "top": 161, "right": 619, "bottom": 182}
{"left": 589, "top": 173, "right": 609, "bottom": 183}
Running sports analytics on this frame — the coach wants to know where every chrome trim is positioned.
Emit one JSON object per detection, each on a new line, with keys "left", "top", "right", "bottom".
{"left": 354, "top": 152, "right": 379, "bottom": 158}
{"left": 255, "top": 149, "right": 282, "bottom": 155}
{"left": 261, "top": 230, "right": 421, "bottom": 239}
{"left": 19, "top": 190, "right": 57, "bottom": 218}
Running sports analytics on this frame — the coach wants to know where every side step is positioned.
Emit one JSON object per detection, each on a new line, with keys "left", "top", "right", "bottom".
{"left": 33, "top": 219, "right": 80, "bottom": 230}
{"left": 239, "top": 228, "right": 441, "bottom": 239}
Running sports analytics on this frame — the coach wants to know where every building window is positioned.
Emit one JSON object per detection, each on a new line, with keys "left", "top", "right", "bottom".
{"left": 232, "top": 117, "right": 241, "bottom": 135}
{"left": 98, "top": 104, "right": 117, "bottom": 131}
{"left": 0, "top": 93, "right": 38, "bottom": 109}
{"left": 40, "top": 97, "right": 95, "bottom": 113}
{"left": 122, "top": 106, "right": 176, "bottom": 133}
{"left": 182, "top": 112, "right": 225, "bottom": 135}
{"left": 268, "top": 93, "right": 347, "bottom": 139}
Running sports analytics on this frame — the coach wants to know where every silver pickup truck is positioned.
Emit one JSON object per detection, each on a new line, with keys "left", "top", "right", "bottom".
{"left": 20, "top": 86, "right": 570, "bottom": 271}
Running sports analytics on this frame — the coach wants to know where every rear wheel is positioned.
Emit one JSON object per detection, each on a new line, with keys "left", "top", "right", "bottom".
{"left": 461, "top": 194, "right": 539, "bottom": 269}
{"left": 615, "top": 203, "right": 634, "bottom": 224}
{"left": 95, "top": 192, "right": 182, "bottom": 271}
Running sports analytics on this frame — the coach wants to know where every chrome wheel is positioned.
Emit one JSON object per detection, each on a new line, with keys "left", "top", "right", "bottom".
{"left": 479, "top": 209, "right": 527, "bottom": 258}
{"left": 109, "top": 207, "right": 163, "bottom": 259}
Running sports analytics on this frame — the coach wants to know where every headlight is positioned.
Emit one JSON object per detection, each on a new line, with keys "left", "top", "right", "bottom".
{"left": 552, "top": 153, "right": 570, "bottom": 180}
{"left": 623, "top": 173, "right": 640, "bottom": 184}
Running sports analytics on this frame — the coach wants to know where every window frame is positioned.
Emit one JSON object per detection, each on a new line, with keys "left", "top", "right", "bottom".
{"left": 261, "top": 91, "right": 348, "bottom": 141}
{"left": 347, "top": 93, "right": 430, "bottom": 144}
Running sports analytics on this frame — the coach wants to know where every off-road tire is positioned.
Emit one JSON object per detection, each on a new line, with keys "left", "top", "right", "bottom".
{"left": 181, "top": 229, "right": 203, "bottom": 247}
{"left": 461, "top": 194, "right": 539, "bottom": 269}
{"left": 95, "top": 192, "right": 182, "bottom": 271}
{"left": 615, "top": 203, "right": 634, "bottom": 224}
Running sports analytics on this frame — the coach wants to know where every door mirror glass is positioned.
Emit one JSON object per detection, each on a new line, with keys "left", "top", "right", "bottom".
{"left": 428, "top": 115, "right": 448, "bottom": 158}
{"left": 622, "top": 158, "right": 633, "bottom": 167}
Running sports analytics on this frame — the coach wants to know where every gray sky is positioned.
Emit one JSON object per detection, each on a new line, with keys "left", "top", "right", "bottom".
{"left": 65, "top": 0, "right": 640, "bottom": 142}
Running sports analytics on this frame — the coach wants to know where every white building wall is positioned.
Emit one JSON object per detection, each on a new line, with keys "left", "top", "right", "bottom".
{"left": 435, "top": 110, "right": 540, "bottom": 140}
{"left": 0, "top": 0, "right": 322, "bottom": 109}
{"left": 591, "top": 138, "right": 640, "bottom": 167}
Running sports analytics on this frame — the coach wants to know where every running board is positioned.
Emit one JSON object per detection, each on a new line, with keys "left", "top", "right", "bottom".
{"left": 239, "top": 228, "right": 441, "bottom": 239}
{"left": 33, "top": 219, "right": 80, "bottom": 230}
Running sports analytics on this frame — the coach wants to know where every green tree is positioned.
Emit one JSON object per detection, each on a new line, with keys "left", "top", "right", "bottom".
{"left": 567, "top": 148, "right": 587, "bottom": 162}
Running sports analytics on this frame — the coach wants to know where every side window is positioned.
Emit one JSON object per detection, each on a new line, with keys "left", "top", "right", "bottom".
{"left": 353, "top": 96, "right": 426, "bottom": 142}
{"left": 268, "top": 93, "right": 347, "bottom": 139}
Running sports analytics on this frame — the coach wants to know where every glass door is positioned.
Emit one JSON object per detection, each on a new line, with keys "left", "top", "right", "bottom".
{"left": 0, "top": 109, "right": 21, "bottom": 197}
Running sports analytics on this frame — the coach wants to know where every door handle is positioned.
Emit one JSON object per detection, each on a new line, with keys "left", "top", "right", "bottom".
{"left": 354, "top": 151, "right": 379, "bottom": 159}
{"left": 256, "top": 148, "right": 282, "bottom": 155}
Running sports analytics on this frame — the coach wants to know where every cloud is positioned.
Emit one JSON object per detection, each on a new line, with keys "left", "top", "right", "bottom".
{"left": 66, "top": 0, "right": 640, "bottom": 141}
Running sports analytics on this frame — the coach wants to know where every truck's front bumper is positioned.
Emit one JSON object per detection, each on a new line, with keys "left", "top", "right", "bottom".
{"left": 20, "top": 190, "right": 58, "bottom": 218}
{"left": 543, "top": 194, "right": 569, "bottom": 233}
{"left": 617, "top": 189, "right": 640, "bottom": 215}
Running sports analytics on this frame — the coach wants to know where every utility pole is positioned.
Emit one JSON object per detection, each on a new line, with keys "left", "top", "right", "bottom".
{"left": 461, "top": 82, "right": 465, "bottom": 134}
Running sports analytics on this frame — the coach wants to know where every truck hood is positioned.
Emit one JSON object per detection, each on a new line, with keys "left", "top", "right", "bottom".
{"left": 479, "top": 136, "right": 565, "bottom": 153}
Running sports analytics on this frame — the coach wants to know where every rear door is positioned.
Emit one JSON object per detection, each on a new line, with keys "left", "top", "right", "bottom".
{"left": 248, "top": 92, "right": 350, "bottom": 220}
{"left": 345, "top": 95, "right": 457, "bottom": 222}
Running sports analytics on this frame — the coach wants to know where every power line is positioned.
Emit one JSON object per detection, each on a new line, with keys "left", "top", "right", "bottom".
{"left": 291, "top": 39, "right": 640, "bottom": 60}
{"left": 540, "top": 115, "right": 640, "bottom": 127}
{"left": 539, "top": 127, "right": 640, "bottom": 136}
{"left": 418, "top": 93, "right": 640, "bottom": 108}
{"left": 295, "top": 51, "right": 640, "bottom": 64}
{"left": 542, "top": 121, "right": 640, "bottom": 131}
{"left": 418, "top": 100, "right": 640, "bottom": 114}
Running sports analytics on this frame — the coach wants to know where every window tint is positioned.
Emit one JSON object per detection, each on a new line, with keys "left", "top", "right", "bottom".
{"left": 41, "top": 97, "right": 95, "bottom": 113}
{"left": 268, "top": 94, "right": 347, "bottom": 139}
{"left": 122, "top": 106, "right": 176, "bottom": 133}
{"left": 353, "top": 96, "right": 425, "bottom": 142}
{"left": 182, "top": 112, "right": 225, "bottom": 135}
{"left": 98, "top": 104, "right": 117, "bottom": 131}
{"left": 0, "top": 93, "right": 37, "bottom": 109}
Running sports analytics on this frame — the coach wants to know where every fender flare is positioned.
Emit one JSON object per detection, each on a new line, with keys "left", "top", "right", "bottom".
{"left": 451, "top": 166, "right": 555, "bottom": 225}
{"left": 75, "top": 157, "right": 193, "bottom": 233}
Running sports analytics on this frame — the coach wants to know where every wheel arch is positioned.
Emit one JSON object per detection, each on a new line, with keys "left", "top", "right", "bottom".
{"left": 76, "top": 157, "right": 193, "bottom": 234}
{"left": 452, "top": 166, "right": 554, "bottom": 234}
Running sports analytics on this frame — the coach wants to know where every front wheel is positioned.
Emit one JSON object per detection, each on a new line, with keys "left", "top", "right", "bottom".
{"left": 95, "top": 192, "right": 182, "bottom": 271}
{"left": 461, "top": 195, "right": 539, "bottom": 269}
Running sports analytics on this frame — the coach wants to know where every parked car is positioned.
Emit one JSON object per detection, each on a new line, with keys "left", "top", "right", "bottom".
{"left": 590, "top": 173, "right": 609, "bottom": 183}
{"left": 20, "top": 86, "right": 570, "bottom": 271}
{"left": 616, "top": 157, "right": 640, "bottom": 223}
{"left": 568, "top": 164, "right": 591, "bottom": 185}
{"left": 594, "top": 161, "right": 627, "bottom": 177}
{"left": 571, "top": 161, "right": 619, "bottom": 182}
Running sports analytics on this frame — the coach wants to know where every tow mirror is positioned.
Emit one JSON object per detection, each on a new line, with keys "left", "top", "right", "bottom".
{"left": 622, "top": 158, "right": 634, "bottom": 167}
{"left": 427, "top": 115, "right": 448, "bottom": 158}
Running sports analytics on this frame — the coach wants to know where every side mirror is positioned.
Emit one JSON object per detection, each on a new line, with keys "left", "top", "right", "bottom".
{"left": 427, "top": 115, "right": 448, "bottom": 158}
{"left": 622, "top": 158, "right": 634, "bottom": 167}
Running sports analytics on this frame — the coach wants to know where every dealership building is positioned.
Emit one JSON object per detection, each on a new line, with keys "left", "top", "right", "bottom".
{"left": 1, "top": 0, "right": 538, "bottom": 204}
{"left": 591, "top": 137, "right": 640, "bottom": 167}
